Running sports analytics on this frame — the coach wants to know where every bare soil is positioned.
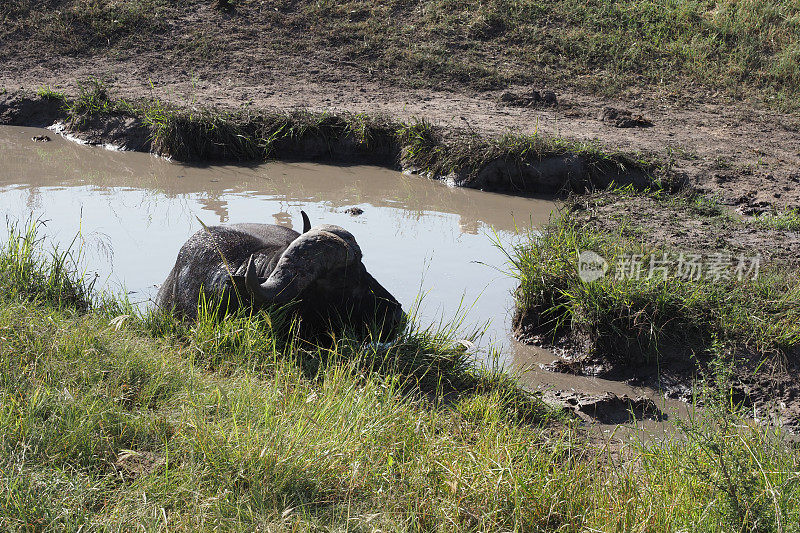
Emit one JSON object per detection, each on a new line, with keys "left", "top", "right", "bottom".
{"left": 3, "top": 48, "right": 800, "bottom": 210}
{"left": 573, "top": 192, "right": 800, "bottom": 268}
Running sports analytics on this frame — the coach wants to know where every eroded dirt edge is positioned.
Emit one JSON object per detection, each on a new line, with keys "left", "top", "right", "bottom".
{"left": 515, "top": 193, "right": 800, "bottom": 431}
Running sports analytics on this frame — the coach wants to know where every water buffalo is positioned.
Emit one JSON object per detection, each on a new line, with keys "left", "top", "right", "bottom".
{"left": 155, "top": 212, "right": 403, "bottom": 337}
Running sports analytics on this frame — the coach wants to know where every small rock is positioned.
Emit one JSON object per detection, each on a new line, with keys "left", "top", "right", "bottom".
{"left": 345, "top": 207, "right": 364, "bottom": 216}
{"left": 499, "top": 91, "right": 516, "bottom": 103}
{"left": 31, "top": 135, "right": 51, "bottom": 142}
{"left": 212, "top": 0, "right": 234, "bottom": 13}
{"left": 598, "top": 106, "right": 652, "bottom": 128}
{"left": 542, "top": 90, "right": 557, "bottom": 105}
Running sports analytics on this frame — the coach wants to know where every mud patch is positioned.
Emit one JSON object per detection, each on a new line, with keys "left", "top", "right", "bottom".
{"left": 499, "top": 89, "right": 559, "bottom": 108}
{"left": 543, "top": 390, "right": 664, "bottom": 424}
{"left": 598, "top": 106, "right": 653, "bottom": 128}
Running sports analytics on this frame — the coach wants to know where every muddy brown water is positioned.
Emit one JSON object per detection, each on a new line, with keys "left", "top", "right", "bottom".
{"left": 0, "top": 125, "right": 689, "bottom": 437}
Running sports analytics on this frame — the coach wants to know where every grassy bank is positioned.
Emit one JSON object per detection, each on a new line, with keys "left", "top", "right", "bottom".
{"left": 509, "top": 201, "right": 800, "bottom": 364}
{"left": 8, "top": 80, "right": 656, "bottom": 194}
{"left": 2, "top": 225, "right": 800, "bottom": 530}
{"left": 4, "top": 1, "right": 800, "bottom": 106}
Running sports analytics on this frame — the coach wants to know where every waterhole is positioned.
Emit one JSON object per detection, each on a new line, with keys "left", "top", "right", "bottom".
{"left": 0, "top": 125, "right": 688, "bottom": 436}
{"left": 1, "top": 126, "right": 554, "bottom": 350}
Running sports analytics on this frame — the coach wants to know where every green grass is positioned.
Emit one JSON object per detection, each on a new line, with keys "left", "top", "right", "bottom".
{"left": 2, "top": 224, "right": 800, "bottom": 530}
{"left": 0, "top": 221, "right": 94, "bottom": 312}
{"left": 754, "top": 209, "right": 800, "bottom": 231}
{"left": 273, "top": 0, "right": 800, "bottom": 105}
{"left": 507, "top": 209, "right": 800, "bottom": 363}
{"left": 7, "top": 1, "right": 800, "bottom": 106}
{"left": 683, "top": 194, "right": 728, "bottom": 218}
{"left": 34, "top": 86, "right": 65, "bottom": 101}
{"left": 1, "top": 0, "right": 170, "bottom": 55}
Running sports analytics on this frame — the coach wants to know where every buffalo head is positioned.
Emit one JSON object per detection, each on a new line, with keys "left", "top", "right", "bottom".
{"left": 156, "top": 212, "right": 403, "bottom": 338}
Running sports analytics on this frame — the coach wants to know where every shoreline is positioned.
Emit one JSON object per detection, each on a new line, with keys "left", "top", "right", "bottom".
{"left": 0, "top": 84, "right": 668, "bottom": 196}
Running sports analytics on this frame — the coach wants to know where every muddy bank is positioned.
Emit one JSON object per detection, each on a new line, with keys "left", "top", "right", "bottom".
{"left": 535, "top": 341, "right": 800, "bottom": 431}
{"left": 511, "top": 192, "right": 800, "bottom": 430}
{"left": 0, "top": 90, "right": 659, "bottom": 196}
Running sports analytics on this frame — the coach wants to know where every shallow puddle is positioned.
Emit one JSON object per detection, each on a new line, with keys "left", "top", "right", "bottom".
{"left": 0, "top": 125, "right": 688, "bottom": 435}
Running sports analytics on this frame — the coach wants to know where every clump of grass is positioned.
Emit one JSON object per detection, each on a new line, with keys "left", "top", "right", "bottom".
{"left": 146, "top": 105, "right": 264, "bottom": 161}
{"left": 754, "top": 208, "right": 800, "bottom": 231}
{"left": 0, "top": 221, "right": 93, "bottom": 311}
{"left": 35, "top": 86, "right": 65, "bottom": 101}
{"left": 63, "top": 77, "right": 139, "bottom": 130}
{"left": 139, "top": 102, "right": 399, "bottom": 162}
{"left": 398, "top": 119, "right": 654, "bottom": 192}
{"left": 685, "top": 194, "right": 728, "bottom": 218}
{"left": 396, "top": 118, "right": 449, "bottom": 173}
{"left": 68, "top": 77, "right": 112, "bottom": 115}
{"left": 506, "top": 210, "right": 800, "bottom": 362}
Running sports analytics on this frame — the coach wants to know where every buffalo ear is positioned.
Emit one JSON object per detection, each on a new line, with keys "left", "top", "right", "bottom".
{"left": 231, "top": 274, "right": 267, "bottom": 290}
{"left": 229, "top": 275, "right": 249, "bottom": 303}
{"left": 231, "top": 273, "right": 266, "bottom": 300}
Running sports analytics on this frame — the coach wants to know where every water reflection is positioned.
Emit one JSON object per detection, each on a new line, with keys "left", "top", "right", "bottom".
{"left": 0, "top": 128, "right": 553, "bottom": 234}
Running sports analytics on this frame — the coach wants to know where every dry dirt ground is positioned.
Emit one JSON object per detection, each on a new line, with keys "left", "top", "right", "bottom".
{"left": 3, "top": 48, "right": 800, "bottom": 211}
{"left": 574, "top": 192, "right": 800, "bottom": 267}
